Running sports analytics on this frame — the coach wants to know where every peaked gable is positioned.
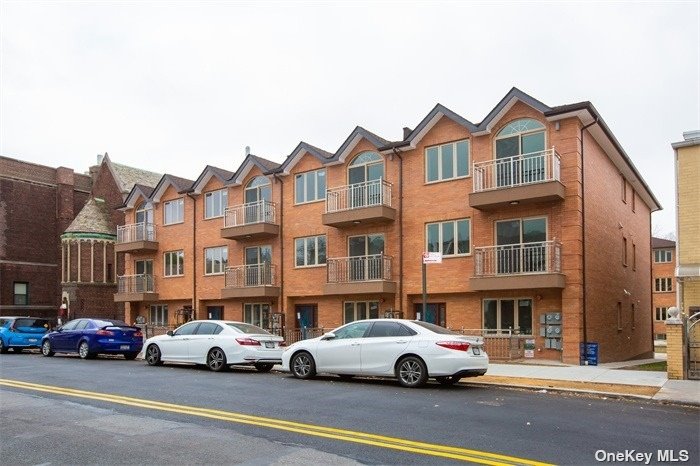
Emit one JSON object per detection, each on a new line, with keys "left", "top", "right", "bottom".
{"left": 151, "top": 174, "right": 195, "bottom": 203}
{"left": 191, "top": 165, "right": 234, "bottom": 194}
{"left": 228, "top": 154, "right": 280, "bottom": 186}
{"left": 120, "top": 184, "right": 155, "bottom": 210}
{"left": 278, "top": 142, "right": 334, "bottom": 175}
{"left": 328, "top": 126, "right": 391, "bottom": 165}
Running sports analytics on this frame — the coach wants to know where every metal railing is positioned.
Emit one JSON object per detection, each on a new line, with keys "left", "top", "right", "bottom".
{"left": 326, "top": 179, "right": 392, "bottom": 213}
{"left": 270, "top": 327, "right": 326, "bottom": 346}
{"left": 117, "top": 222, "right": 156, "bottom": 243}
{"left": 473, "top": 148, "right": 561, "bottom": 192}
{"left": 225, "top": 263, "right": 277, "bottom": 288}
{"left": 224, "top": 200, "right": 276, "bottom": 227}
{"left": 117, "top": 274, "right": 155, "bottom": 293}
{"left": 327, "top": 254, "right": 392, "bottom": 283}
{"left": 474, "top": 240, "right": 561, "bottom": 276}
{"left": 454, "top": 328, "right": 529, "bottom": 360}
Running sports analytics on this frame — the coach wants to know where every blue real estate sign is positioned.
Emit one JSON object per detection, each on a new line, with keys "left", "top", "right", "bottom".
{"left": 579, "top": 342, "right": 599, "bottom": 366}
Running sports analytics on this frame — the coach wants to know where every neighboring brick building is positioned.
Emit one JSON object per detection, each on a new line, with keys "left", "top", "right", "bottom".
{"left": 0, "top": 156, "right": 92, "bottom": 318}
{"left": 115, "top": 88, "right": 660, "bottom": 363}
{"left": 651, "top": 237, "right": 676, "bottom": 349}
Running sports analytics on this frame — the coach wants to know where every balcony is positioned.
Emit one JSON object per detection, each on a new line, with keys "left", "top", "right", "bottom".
{"left": 220, "top": 200, "right": 279, "bottom": 240}
{"left": 115, "top": 223, "right": 158, "bottom": 253}
{"left": 114, "top": 274, "right": 158, "bottom": 302}
{"left": 221, "top": 263, "right": 280, "bottom": 299}
{"left": 322, "top": 179, "right": 396, "bottom": 228}
{"left": 470, "top": 241, "right": 565, "bottom": 291}
{"left": 469, "top": 149, "right": 565, "bottom": 210}
{"left": 324, "top": 254, "right": 397, "bottom": 295}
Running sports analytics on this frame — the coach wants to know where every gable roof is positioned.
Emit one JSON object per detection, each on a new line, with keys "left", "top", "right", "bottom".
{"left": 228, "top": 154, "right": 281, "bottom": 186}
{"left": 151, "top": 174, "right": 195, "bottom": 202}
{"left": 62, "top": 198, "right": 116, "bottom": 240}
{"left": 191, "top": 165, "right": 235, "bottom": 194}
{"left": 278, "top": 142, "right": 334, "bottom": 175}
{"left": 100, "top": 154, "right": 162, "bottom": 196}
{"left": 119, "top": 183, "right": 156, "bottom": 210}
{"left": 652, "top": 237, "right": 676, "bottom": 249}
{"left": 326, "top": 126, "right": 392, "bottom": 165}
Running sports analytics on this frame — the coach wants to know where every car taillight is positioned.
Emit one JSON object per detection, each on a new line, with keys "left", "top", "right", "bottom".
{"left": 96, "top": 329, "right": 114, "bottom": 336}
{"left": 133, "top": 331, "right": 143, "bottom": 338}
{"left": 436, "top": 341, "right": 470, "bottom": 351}
{"left": 236, "top": 337, "right": 261, "bottom": 346}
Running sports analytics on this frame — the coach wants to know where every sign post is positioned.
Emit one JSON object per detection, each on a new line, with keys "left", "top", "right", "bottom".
{"left": 421, "top": 252, "right": 442, "bottom": 321}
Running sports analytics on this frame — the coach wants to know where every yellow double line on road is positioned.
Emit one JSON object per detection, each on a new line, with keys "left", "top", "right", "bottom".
{"left": 1, "top": 378, "right": 552, "bottom": 465}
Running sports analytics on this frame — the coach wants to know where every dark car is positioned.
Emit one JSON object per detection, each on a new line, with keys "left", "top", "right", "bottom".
{"left": 0, "top": 316, "right": 51, "bottom": 353}
{"left": 41, "top": 318, "right": 143, "bottom": 360}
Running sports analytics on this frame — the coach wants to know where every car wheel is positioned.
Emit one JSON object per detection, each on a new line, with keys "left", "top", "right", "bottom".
{"left": 435, "top": 375, "right": 460, "bottom": 386}
{"left": 0, "top": 339, "right": 8, "bottom": 354}
{"left": 123, "top": 352, "right": 138, "bottom": 360}
{"left": 254, "top": 363, "right": 274, "bottom": 373}
{"left": 78, "top": 341, "right": 95, "bottom": 359}
{"left": 145, "top": 344, "right": 162, "bottom": 366}
{"left": 291, "top": 351, "right": 316, "bottom": 379}
{"left": 41, "top": 340, "right": 55, "bottom": 357}
{"left": 207, "top": 348, "right": 227, "bottom": 372}
{"left": 338, "top": 374, "right": 355, "bottom": 381}
{"left": 397, "top": 356, "right": 428, "bottom": 388}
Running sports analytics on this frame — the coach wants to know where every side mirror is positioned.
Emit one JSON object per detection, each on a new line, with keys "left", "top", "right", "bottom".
{"left": 166, "top": 330, "right": 174, "bottom": 337}
{"left": 321, "top": 332, "right": 336, "bottom": 341}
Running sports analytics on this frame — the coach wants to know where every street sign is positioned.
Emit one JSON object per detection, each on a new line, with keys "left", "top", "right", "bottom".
{"left": 422, "top": 252, "right": 442, "bottom": 264}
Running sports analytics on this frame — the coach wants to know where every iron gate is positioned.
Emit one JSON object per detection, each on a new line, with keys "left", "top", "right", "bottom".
{"left": 687, "top": 312, "right": 700, "bottom": 380}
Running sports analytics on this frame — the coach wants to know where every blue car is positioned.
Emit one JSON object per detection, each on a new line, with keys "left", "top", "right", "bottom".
{"left": 0, "top": 316, "right": 51, "bottom": 353}
{"left": 41, "top": 318, "right": 143, "bottom": 360}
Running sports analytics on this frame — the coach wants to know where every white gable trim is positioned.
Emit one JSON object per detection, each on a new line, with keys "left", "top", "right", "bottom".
{"left": 335, "top": 134, "right": 365, "bottom": 165}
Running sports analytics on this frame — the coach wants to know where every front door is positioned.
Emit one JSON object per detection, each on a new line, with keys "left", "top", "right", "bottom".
{"left": 207, "top": 306, "right": 223, "bottom": 320}
{"left": 296, "top": 305, "right": 317, "bottom": 340}
{"left": 245, "top": 246, "right": 272, "bottom": 286}
{"left": 414, "top": 303, "right": 446, "bottom": 327}
{"left": 348, "top": 235, "right": 384, "bottom": 281}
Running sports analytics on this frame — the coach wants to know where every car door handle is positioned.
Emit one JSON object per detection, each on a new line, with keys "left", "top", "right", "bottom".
{"left": 182, "top": 338, "right": 190, "bottom": 341}
{"left": 395, "top": 340, "right": 408, "bottom": 344}
{"left": 350, "top": 342, "right": 360, "bottom": 346}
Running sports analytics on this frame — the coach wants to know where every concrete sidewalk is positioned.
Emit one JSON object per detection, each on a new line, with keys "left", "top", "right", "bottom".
{"left": 465, "top": 361, "right": 700, "bottom": 406}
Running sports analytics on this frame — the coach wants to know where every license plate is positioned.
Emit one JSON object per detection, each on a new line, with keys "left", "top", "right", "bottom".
{"left": 120, "top": 345, "right": 130, "bottom": 350}
{"left": 473, "top": 348, "right": 481, "bottom": 355}
{"left": 264, "top": 342, "right": 275, "bottom": 349}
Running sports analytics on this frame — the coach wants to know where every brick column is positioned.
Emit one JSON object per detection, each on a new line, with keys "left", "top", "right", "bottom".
{"left": 665, "top": 307, "right": 686, "bottom": 380}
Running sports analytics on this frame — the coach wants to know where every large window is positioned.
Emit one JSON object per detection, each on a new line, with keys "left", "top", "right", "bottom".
{"left": 150, "top": 304, "right": 168, "bottom": 326}
{"left": 426, "top": 140, "right": 469, "bottom": 182}
{"left": 495, "top": 119, "right": 546, "bottom": 187}
{"left": 163, "top": 198, "right": 184, "bottom": 225}
{"left": 205, "top": 246, "right": 228, "bottom": 275}
{"left": 655, "top": 278, "right": 672, "bottom": 292}
{"left": 295, "top": 169, "right": 326, "bottom": 204}
{"left": 205, "top": 189, "right": 228, "bottom": 219}
{"left": 164, "top": 250, "right": 184, "bottom": 277}
{"left": 426, "top": 219, "right": 470, "bottom": 256}
{"left": 344, "top": 301, "right": 379, "bottom": 324}
{"left": 295, "top": 235, "right": 327, "bottom": 267}
{"left": 244, "top": 303, "right": 270, "bottom": 329}
{"left": 483, "top": 298, "right": 532, "bottom": 335}
{"left": 495, "top": 217, "right": 547, "bottom": 274}
{"left": 654, "top": 249, "right": 672, "bottom": 263}
{"left": 13, "top": 282, "right": 28, "bottom": 305}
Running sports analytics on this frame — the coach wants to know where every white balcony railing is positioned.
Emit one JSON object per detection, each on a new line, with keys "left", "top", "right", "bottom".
{"left": 225, "top": 263, "right": 276, "bottom": 288}
{"left": 326, "top": 179, "right": 392, "bottom": 213}
{"left": 474, "top": 240, "right": 561, "bottom": 277}
{"left": 117, "top": 274, "right": 155, "bottom": 293}
{"left": 117, "top": 222, "right": 156, "bottom": 244}
{"left": 327, "top": 254, "right": 392, "bottom": 283}
{"left": 473, "top": 148, "right": 561, "bottom": 193}
{"left": 224, "top": 200, "right": 276, "bottom": 228}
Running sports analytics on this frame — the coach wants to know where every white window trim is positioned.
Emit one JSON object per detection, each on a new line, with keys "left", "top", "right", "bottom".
{"left": 164, "top": 250, "right": 185, "bottom": 277}
{"left": 294, "top": 235, "right": 327, "bottom": 268}
{"left": 243, "top": 302, "right": 270, "bottom": 328}
{"left": 424, "top": 139, "right": 471, "bottom": 184}
{"left": 343, "top": 300, "right": 380, "bottom": 324}
{"left": 654, "top": 249, "right": 673, "bottom": 263}
{"left": 204, "top": 246, "right": 228, "bottom": 276}
{"left": 655, "top": 307, "right": 668, "bottom": 321}
{"left": 425, "top": 218, "right": 471, "bottom": 257}
{"left": 654, "top": 277, "right": 673, "bottom": 292}
{"left": 204, "top": 189, "right": 228, "bottom": 220}
{"left": 163, "top": 198, "right": 185, "bottom": 226}
{"left": 294, "top": 169, "right": 327, "bottom": 205}
{"left": 482, "top": 297, "right": 534, "bottom": 335}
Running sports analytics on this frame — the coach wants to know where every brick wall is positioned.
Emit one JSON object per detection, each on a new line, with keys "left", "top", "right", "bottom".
{"left": 652, "top": 248, "right": 675, "bottom": 337}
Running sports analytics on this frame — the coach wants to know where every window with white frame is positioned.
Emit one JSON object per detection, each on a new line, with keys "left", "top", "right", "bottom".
{"left": 655, "top": 307, "right": 668, "bottom": 321}
{"left": 205, "top": 246, "right": 228, "bottom": 275}
{"left": 244, "top": 303, "right": 270, "bottom": 329}
{"left": 483, "top": 298, "right": 533, "bottom": 335}
{"left": 149, "top": 304, "right": 168, "bottom": 326}
{"left": 13, "top": 282, "right": 28, "bottom": 305}
{"left": 654, "top": 249, "right": 672, "bottom": 263}
{"left": 164, "top": 250, "right": 184, "bottom": 276}
{"left": 295, "top": 235, "right": 326, "bottom": 267}
{"left": 163, "top": 198, "right": 184, "bottom": 225}
{"left": 204, "top": 189, "right": 228, "bottom": 219}
{"left": 426, "top": 219, "right": 470, "bottom": 256}
{"left": 343, "top": 301, "right": 380, "bottom": 324}
{"left": 655, "top": 277, "right": 672, "bottom": 292}
{"left": 295, "top": 169, "right": 326, "bottom": 204}
{"left": 425, "top": 140, "right": 469, "bottom": 182}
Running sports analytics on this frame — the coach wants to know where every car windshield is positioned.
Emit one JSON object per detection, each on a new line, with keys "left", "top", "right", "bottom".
{"left": 92, "top": 320, "right": 129, "bottom": 328}
{"left": 412, "top": 321, "right": 458, "bottom": 335}
{"left": 225, "top": 323, "right": 270, "bottom": 334}
{"left": 14, "top": 318, "right": 50, "bottom": 329}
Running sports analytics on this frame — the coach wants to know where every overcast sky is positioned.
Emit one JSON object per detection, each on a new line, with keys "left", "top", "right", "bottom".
{"left": 1, "top": 1, "right": 698, "bottom": 235}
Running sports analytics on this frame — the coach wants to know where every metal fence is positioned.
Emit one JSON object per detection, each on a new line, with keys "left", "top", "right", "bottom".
{"left": 224, "top": 200, "right": 276, "bottom": 227}
{"left": 327, "top": 254, "right": 392, "bottom": 283}
{"left": 473, "top": 148, "right": 561, "bottom": 192}
{"left": 117, "top": 274, "right": 155, "bottom": 293}
{"left": 224, "top": 263, "right": 276, "bottom": 288}
{"left": 326, "top": 179, "right": 392, "bottom": 213}
{"left": 117, "top": 222, "right": 156, "bottom": 243}
{"left": 453, "top": 328, "right": 528, "bottom": 360}
{"left": 474, "top": 241, "right": 561, "bottom": 276}
{"left": 271, "top": 327, "right": 326, "bottom": 345}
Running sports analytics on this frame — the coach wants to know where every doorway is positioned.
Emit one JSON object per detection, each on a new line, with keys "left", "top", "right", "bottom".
{"left": 207, "top": 306, "right": 223, "bottom": 320}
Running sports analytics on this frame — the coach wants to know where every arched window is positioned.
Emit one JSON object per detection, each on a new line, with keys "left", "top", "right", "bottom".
{"left": 245, "top": 176, "right": 271, "bottom": 204}
{"left": 495, "top": 118, "right": 546, "bottom": 159}
{"left": 348, "top": 151, "right": 383, "bottom": 185}
{"left": 135, "top": 201, "right": 153, "bottom": 225}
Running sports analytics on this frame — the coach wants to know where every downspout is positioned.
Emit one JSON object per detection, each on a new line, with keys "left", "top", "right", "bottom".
{"left": 392, "top": 148, "right": 404, "bottom": 316}
{"left": 273, "top": 173, "right": 284, "bottom": 326}
{"left": 580, "top": 117, "right": 598, "bottom": 347}
{"left": 186, "top": 192, "right": 197, "bottom": 321}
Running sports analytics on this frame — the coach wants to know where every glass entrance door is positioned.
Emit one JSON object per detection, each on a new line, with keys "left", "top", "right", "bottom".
{"left": 348, "top": 235, "right": 384, "bottom": 281}
{"left": 496, "top": 218, "right": 546, "bottom": 274}
{"left": 245, "top": 246, "right": 272, "bottom": 286}
{"left": 348, "top": 152, "right": 384, "bottom": 208}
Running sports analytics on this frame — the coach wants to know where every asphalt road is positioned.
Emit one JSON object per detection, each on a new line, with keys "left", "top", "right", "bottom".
{"left": 1, "top": 352, "right": 698, "bottom": 465}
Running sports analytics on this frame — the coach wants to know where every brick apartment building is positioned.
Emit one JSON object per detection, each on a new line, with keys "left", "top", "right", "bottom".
{"left": 651, "top": 237, "right": 676, "bottom": 349}
{"left": 115, "top": 88, "right": 660, "bottom": 363}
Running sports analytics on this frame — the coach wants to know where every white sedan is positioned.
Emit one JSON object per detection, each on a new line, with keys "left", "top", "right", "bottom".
{"left": 281, "top": 319, "right": 488, "bottom": 388}
{"left": 143, "top": 320, "right": 284, "bottom": 372}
